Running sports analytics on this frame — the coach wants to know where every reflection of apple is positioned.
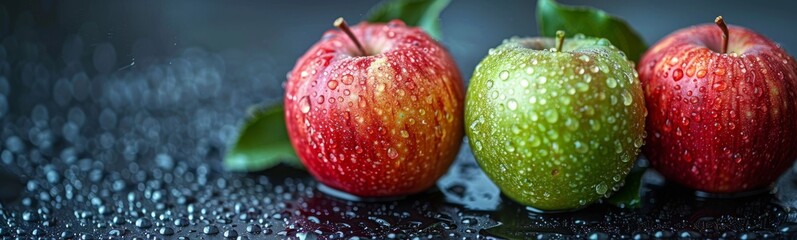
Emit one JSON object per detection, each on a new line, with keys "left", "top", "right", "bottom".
{"left": 639, "top": 16, "right": 797, "bottom": 193}
{"left": 284, "top": 18, "right": 464, "bottom": 197}
{"left": 466, "top": 32, "right": 647, "bottom": 211}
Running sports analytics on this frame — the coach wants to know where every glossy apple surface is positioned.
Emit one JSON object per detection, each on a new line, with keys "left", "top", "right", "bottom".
{"left": 284, "top": 20, "right": 464, "bottom": 197}
{"left": 639, "top": 22, "right": 797, "bottom": 193}
{"left": 466, "top": 36, "right": 647, "bottom": 211}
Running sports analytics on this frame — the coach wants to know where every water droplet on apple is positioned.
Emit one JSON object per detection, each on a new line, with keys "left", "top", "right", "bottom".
{"left": 574, "top": 141, "right": 589, "bottom": 153}
{"left": 579, "top": 55, "right": 591, "bottom": 62}
{"left": 505, "top": 141, "right": 516, "bottom": 152}
{"left": 575, "top": 82, "right": 589, "bottom": 92}
{"left": 606, "top": 77, "right": 617, "bottom": 88}
{"left": 387, "top": 19, "right": 406, "bottom": 27}
{"left": 387, "top": 148, "right": 398, "bottom": 159}
{"left": 316, "top": 95, "right": 325, "bottom": 104}
{"left": 595, "top": 183, "right": 608, "bottom": 195}
{"left": 499, "top": 70, "right": 510, "bottom": 81}
{"left": 400, "top": 130, "right": 409, "bottom": 138}
{"left": 525, "top": 66, "right": 535, "bottom": 74}
{"left": 696, "top": 69, "right": 707, "bottom": 78}
{"left": 529, "top": 135, "right": 541, "bottom": 147}
{"left": 544, "top": 109, "right": 558, "bottom": 123}
{"left": 621, "top": 90, "right": 633, "bottom": 106}
{"left": 712, "top": 81, "right": 727, "bottom": 91}
{"left": 327, "top": 80, "right": 339, "bottom": 90}
{"left": 672, "top": 69, "right": 684, "bottom": 81}
{"left": 357, "top": 95, "right": 367, "bottom": 108}
{"left": 564, "top": 118, "right": 579, "bottom": 131}
{"left": 299, "top": 96, "right": 311, "bottom": 113}
{"left": 669, "top": 57, "right": 680, "bottom": 65}
{"left": 520, "top": 79, "right": 529, "bottom": 88}
{"left": 538, "top": 76, "right": 547, "bottom": 84}
{"left": 634, "top": 136, "right": 644, "bottom": 148}
{"left": 341, "top": 74, "right": 354, "bottom": 85}
{"left": 507, "top": 99, "right": 518, "bottom": 110}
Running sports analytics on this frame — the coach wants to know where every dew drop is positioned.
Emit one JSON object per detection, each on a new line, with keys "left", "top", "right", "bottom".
{"left": 341, "top": 74, "right": 354, "bottom": 85}
{"left": 713, "top": 81, "right": 727, "bottom": 91}
{"left": 606, "top": 77, "right": 617, "bottom": 88}
{"left": 574, "top": 141, "right": 589, "bottom": 153}
{"left": 672, "top": 69, "right": 684, "bottom": 81}
{"left": 544, "top": 109, "right": 559, "bottom": 123}
{"left": 669, "top": 57, "right": 680, "bottom": 65}
{"left": 565, "top": 118, "right": 579, "bottom": 131}
{"left": 499, "top": 70, "right": 510, "bottom": 81}
{"left": 621, "top": 90, "right": 633, "bottom": 106}
{"left": 525, "top": 66, "right": 535, "bottom": 74}
{"left": 696, "top": 69, "right": 707, "bottom": 78}
{"left": 507, "top": 99, "right": 518, "bottom": 110}
{"left": 327, "top": 80, "right": 339, "bottom": 90}
{"left": 575, "top": 82, "right": 589, "bottom": 92}
{"left": 614, "top": 140, "right": 623, "bottom": 154}
{"left": 299, "top": 96, "right": 311, "bottom": 113}
{"left": 400, "top": 130, "right": 409, "bottom": 138}
{"left": 595, "top": 183, "right": 608, "bottom": 194}
{"left": 387, "top": 148, "right": 398, "bottom": 159}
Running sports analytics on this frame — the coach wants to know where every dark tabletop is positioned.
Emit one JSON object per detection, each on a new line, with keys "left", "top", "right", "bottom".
{"left": 1, "top": 0, "right": 797, "bottom": 239}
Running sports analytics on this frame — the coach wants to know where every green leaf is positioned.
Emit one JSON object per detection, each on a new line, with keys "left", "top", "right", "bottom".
{"left": 537, "top": 0, "right": 647, "bottom": 62}
{"left": 224, "top": 104, "right": 302, "bottom": 172}
{"left": 366, "top": 0, "right": 451, "bottom": 40}
{"left": 607, "top": 168, "right": 646, "bottom": 208}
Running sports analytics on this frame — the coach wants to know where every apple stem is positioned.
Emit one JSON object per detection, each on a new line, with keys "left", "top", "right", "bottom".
{"left": 555, "top": 30, "right": 565, "bottom": 52}
{"left": 334, "top": 17, "right": 368, "bottom": 56}
{"left": 714, "top": 16, "right": 729, "bottom": 54}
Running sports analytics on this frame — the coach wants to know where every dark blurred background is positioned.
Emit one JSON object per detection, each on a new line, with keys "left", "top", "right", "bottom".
{"left": 1, "top": 0, "right": 795, "bottom": 85}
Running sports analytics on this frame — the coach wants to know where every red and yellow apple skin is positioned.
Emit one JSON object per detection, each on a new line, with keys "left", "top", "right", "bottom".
{"left": 284, "top": 20, "right": 464, "bottom": 197}
{"left": 639, "top": 24, "right": 797, "bottom": 193}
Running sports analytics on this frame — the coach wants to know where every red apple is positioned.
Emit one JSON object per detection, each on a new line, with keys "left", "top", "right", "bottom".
{"left": 284, "top": 18, "right": 464, "bottom": 197}
{"left": 639, "top": 16, "right": 797, "bottom": 193}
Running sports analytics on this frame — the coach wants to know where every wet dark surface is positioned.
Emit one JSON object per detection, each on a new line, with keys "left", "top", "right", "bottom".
{"left": 2, "top": 1, "right": 797, "bottom": 239}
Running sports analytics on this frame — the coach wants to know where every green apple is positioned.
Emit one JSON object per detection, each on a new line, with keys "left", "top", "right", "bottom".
{"left": 465, "top": 32, "right": 647, "bottom": 211}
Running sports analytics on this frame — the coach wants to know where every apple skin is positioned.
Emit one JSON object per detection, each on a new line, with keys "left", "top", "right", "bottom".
{"left": 284, "top": 20, "right": 464, "bottom": 197}
{"left": 639, "top": 24, "right": 797, "bottom": 193}
{"left": 466, "top": 36, "right": 647, "bottom": 211}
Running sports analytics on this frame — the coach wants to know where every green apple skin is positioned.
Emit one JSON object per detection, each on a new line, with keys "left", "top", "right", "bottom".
{"left": 465, "top": 36, "right": 647, "bottom": 211}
